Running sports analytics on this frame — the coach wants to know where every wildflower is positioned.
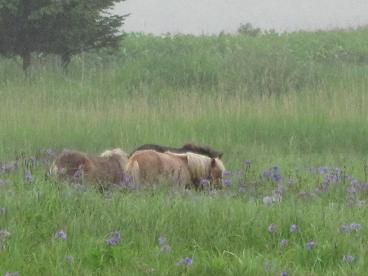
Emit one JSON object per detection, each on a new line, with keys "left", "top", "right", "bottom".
{"left": 24, "top": 169, "right": 33, "bottom": 183}
{"left": 268, "top": 224, "right": 277, "bottom": 233}
{"left": 290, "top": 224, "right": 298, "bottom": 233}
{"left": 106, "top": 231, "right": 120, "bottom": 246}
{"left": 339, "top": 223, "right": 362, "bottom": 233}
{"left": 281, "top": 272, "right": 288, "bottom": 276}
{"left": 244, "top": 160, "right": 251, "bottom": 168}
{"left": 342, "top": 255, "right": 354, "bottom": 263}
{"left": 224, "top": 179, "right": 232, "bottom": 186}
{"left": 55, "top": 230, "right": 67, "bottom": 240}
{"left": 350, "top": 223, "right": 362, "bottom": 231}
{"left": 306, "top": 240, "right": 316, "bottom": 250}
{"left": 176, "top": 257, "right": 193, "bottom": 266}
{"left": 279, "top": 239, "right": 289, "bottom": 248}
{"left": 350, "top": 178, "right": 359, "bottom": 186}
{"left": 223, "top": 171, "right": 231, "bottom": 177}
{"left": 263, "top": 170, "right": 272, "bottom": 178}
{"left": 319, "top": 167, "right": 329, "bottom": 174}
{"left": 272, "top": 174, "right": 282, "bottom": 182}
{"left": 158, "top": 236, "right": 167, "bottom": 246}
{"left": 158, "top": 235, "right": 172, "bottom": 253}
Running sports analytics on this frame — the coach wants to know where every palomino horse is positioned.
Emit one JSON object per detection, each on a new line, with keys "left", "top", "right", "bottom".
{"left": 129, "top": 143, "right": 223, "bottom": 159}
{"left": 49, "top": 148, "right": 128, "bottom": 187}
{"left": 125, "top": 150, "right": 225, "bottom": 190}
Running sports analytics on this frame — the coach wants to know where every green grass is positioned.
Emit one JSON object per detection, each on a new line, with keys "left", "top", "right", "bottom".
{"left": 1, "top": 28, "right": 368, "bottom": 275}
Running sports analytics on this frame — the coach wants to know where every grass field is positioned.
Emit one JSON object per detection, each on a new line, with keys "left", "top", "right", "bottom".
{"left": 1, "top": 28, "right": 368, "bottom": 275}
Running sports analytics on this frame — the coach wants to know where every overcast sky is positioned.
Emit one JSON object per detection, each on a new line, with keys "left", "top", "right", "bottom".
{"left": 114, "top": 0, "right": 368, "bottom": 34}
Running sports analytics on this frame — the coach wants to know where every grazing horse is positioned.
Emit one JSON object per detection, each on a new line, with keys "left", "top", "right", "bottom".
{"left": 172, "top": 152, "right": 226, "bottom": 190}
{"left": 49, "top": 148, "right": 128, "bottom": 187}
{"left": 129, "top": 143, "right": 223, "bottom": 159}
{"left": 125, "top": 150, "right": 192, "bottom": 190}
{"left": 125, "top": 150, "right": 225, "bottom": 190}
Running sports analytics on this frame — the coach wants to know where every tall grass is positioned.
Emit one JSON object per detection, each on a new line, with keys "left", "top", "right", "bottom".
{"left": 1, "top": 28, "right": 368, "bottom": 275}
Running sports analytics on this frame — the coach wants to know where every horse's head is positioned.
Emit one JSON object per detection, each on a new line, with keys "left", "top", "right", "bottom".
{"left": 209, "top": 158, "right": 225, "bottom": 189}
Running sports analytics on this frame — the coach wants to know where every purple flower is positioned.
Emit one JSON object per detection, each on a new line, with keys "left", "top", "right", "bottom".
{"left": 268, "top": 224, "right": 277, "bottom": 233}
{"left": 306, "top": 240, "right": 316, "bottom": 250}
{"left": 176, "top": 257, "right": 193, "bottom": 266}
{"left": 224, "top": 179, "right": 232, "bottom": 186}
{"left": 263, "top": 170, "right": 272, "bottom": 178}
{"left": 158, "top": 235, "right": 171, "bottom": 253}
{"left": 350, "top": 223, "right": 362, "bottom": 231}
{"left": 158, "top": 236, "right": 167, "bottom": 246}
{"left": 339, "top": 223, "right": 362, "bottom": 233}
{"left": 319, "top": 167, "right": 329, "bottom": 174}
{"left": 290, "top": 224, "right": 298, "bottom": 233}
{"left": 244, "top": 160, "right": 251, "bottom": 168}
{"left": 223, "top": 171, "right": 231, "bottom": 177}
{"left": 55, "top": 230, "right": 67, "bottom": 240}
{"left": 281, "top": 272, "right": 288, "bottom": 276}
{"left": 342, "top": 255, "right": 354, "bottom": 263}
{"left": 106, "top": 231, "right": 121, "bottom": 246}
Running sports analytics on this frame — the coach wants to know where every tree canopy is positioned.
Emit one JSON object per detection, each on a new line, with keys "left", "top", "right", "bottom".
{"left": 0, "top": 0, "right": 127, "bottom": 70}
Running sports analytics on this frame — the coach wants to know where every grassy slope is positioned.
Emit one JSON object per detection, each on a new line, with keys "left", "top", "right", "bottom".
{"left": 1, "top": 28, "right": 368, "bottom": 275}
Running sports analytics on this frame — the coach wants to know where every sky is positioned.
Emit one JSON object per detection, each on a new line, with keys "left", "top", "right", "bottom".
{"left": 114, "top": 0, "right": 368, "bottom": 34}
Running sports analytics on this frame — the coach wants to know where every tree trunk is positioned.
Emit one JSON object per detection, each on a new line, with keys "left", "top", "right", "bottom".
{"left": 22, "top": 51, "right": 31, "bottom": 72}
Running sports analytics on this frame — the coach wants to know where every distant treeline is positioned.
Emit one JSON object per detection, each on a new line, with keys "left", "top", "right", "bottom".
{"left": 1, "top": 26, "right": 368, "bottom": 96}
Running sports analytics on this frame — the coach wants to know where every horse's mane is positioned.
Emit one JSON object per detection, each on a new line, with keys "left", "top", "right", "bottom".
{"left": 129, "top": 143, "right": 223, "bottom": 159}
{"left": 182, "top": 143, "right": 222, "bottom": 159}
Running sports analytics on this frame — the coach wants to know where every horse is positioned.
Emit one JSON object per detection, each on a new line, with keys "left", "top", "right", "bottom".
{"left": 125, "top": 150, "right": 192, "bottom": 190}
{"left": 129, "top": 143, "right": 223, "bottom": 159}
{"left": 125, "top": 150, "right": 225, "bottom": 190}
{"left": 170, "top": 151, "right": 226, "bottom": 190}
{"left": 49, "top": 148, "right": 128, "bottom": 188}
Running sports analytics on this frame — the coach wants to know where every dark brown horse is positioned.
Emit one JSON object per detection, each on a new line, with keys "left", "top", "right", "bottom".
{"left": 129, "top": 143, "right": 223, "bottom": 159}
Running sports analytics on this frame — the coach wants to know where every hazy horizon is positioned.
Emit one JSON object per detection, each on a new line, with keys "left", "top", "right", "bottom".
{"left": 115, "top": 0, "right": 368, "bottom": 34}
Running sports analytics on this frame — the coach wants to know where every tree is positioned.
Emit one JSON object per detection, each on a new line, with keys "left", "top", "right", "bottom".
{"left": 0, "top": 0, "right": 127, "bottom": 71}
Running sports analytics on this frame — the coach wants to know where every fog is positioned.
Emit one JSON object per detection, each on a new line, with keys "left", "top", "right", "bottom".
{"left": 114, "top": 0, "right": 368, "bottom": 34}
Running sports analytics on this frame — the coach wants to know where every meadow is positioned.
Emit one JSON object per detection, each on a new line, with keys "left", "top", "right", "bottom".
{"left": 1, "top": 27, "right": 368, "bottom": 275}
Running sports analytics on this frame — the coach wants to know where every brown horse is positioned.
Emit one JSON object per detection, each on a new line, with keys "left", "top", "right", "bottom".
{"left": 125, "top": 150, "right": 225, "bottom": 190}
{"left": 129, "top": 143, "right": 223, "bottom": 159}
{"left": 49, "top": 148, "right": 128, "bottom": 187}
